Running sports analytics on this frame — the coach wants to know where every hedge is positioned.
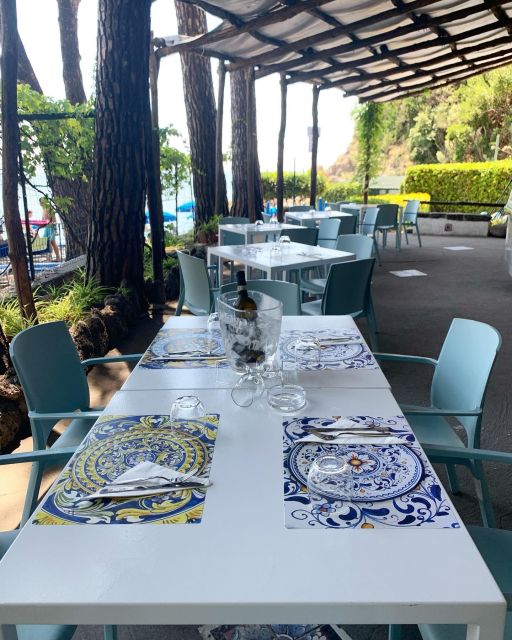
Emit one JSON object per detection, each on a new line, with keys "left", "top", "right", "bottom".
{"left": 403, "top": 160, "right": 512, "bottom": 213}
{"left": 261, "top": 171, "right": 326, "bottom": 202}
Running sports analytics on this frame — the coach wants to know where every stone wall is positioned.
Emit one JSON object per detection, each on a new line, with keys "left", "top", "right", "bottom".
{"left": 417, "top": 213, "right": 490, "bottom": 237}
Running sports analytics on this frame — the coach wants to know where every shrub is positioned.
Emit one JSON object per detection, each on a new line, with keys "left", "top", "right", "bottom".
{"left": 323, "top": 181, "right": 360, "bottom": 203}
{"left": 261, "top": 171, "right": 326, "bottom": 201}
{"left": 403, "top": 160, "right": 512, "bottom": 212}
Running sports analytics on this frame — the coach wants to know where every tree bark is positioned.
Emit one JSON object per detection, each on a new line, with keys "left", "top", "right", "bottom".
{"left": 87, "top": 0, "right": 151, "bottom": 304}
{"left": 230, "top": 68, "right": 264, "bottom": 218}
{"left": 174, "top": 1, "right": 228, "bottom": 225}
{"left": 214, "top": 61, "right": 227, "bottom": 218}
{"left": 57, "top": 0, "right": 87, "bottom": 105}
{"left": 277, "top": 74, "right": 287, "bottom": 222}
{"left": 310, "top": 85, "right": 320, "bottom": 208}
{"left": 1, "top": 0, "right": 37, "bottom": 319}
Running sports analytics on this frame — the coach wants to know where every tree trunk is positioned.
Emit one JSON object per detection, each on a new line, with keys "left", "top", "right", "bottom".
{"left": 87, "top": 0, "right": 151, "bottom": 305}
{"left": 57, "top": 0, "right": 87, "bottom": 105}
{"left": 230, "top": 68, "right": 264, "bottom": 218}
{"left": 214, "top": 61, "right": 227, "bottom": 218}
{"left": 277, "top": 74, "right": 287, "bottom": 222}
{"left": 310, "top": 85, "right": 320, "bottom": 208}
{"left": 1, "top": 0, "right": 37, "bottom": 320}
{"left": 174, "top": 1, "right": 228, "bottom": 226}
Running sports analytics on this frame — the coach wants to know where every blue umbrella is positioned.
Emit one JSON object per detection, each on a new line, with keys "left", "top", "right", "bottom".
{"left": 144, "top": 211, "right": 176, "bottom": 223}
{"left": 177, "top": 200, "right": 195, "bottom": 212}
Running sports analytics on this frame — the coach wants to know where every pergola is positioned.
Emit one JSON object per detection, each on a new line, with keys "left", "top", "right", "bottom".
{"left": 153, "top": 0, "right": 512, "bottom": 218}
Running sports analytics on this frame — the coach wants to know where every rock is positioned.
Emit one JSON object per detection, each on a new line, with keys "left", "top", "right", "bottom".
{"left": 85, "top": 311, "right": 109, "bottom": 357}
{"left": 0, "top": 376, "right": 31, "bottom": 453}
{"left": 70, "top": 321, "right": 95, "bottom": 361}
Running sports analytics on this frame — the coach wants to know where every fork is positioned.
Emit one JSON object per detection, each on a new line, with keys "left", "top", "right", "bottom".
{"left": 306, "top": 429, "right": 392, "bottom": 440}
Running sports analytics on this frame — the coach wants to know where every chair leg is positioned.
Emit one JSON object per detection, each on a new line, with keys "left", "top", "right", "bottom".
{"left": 403, "top": 223, "right": 409, "bottom": 245}
{"left": 415, "top": 222, "right": 422, "bottom": 247}
{"left": 175, "top": 292, "right": 184, "bottom": 316}
{"left": 21, "top": 461, "right": 44, "bottom": 525}
{"left": 446, "top": 464, "right": 461, "bottom": 494}
{"left": 388, "top": 625, "right": 402, "bottom": 640}
{"left": 367, "top": 313, "right": 378, "bottom": 351}
{"left": 372, "top": 237, "right": 381, "bottom": 265}
{"left": 473, "top": 460, "right": 497, "bottom": 528}
{"left": 104, "top": 625, "right": 118, "bottom": 640}
{"left": 368, "top": 293, "right": 378, "bottom": 332}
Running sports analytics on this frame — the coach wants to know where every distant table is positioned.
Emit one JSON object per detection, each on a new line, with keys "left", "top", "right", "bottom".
{"left": 207, "top": 241, "right": 353, "bottom": 283}
{"left": 284, "top": 210, "right": 353, "bottom": 225}
{"left": 218, "top": 222, "right": 297, "bottom": 245}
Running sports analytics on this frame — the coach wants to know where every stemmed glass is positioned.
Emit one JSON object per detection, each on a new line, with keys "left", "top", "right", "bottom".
{"left": 218, "top": 291, "right": 283, "bottom": 407}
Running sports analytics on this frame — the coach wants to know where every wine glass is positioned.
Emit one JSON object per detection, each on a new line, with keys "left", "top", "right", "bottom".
{"left": 307, "top": 454, "right": 353, "bottom": 505}
{"left": 218, "top": 291, "right": 283, "bottom": 407}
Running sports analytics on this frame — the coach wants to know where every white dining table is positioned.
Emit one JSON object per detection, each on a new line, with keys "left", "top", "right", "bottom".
{"left": 218, "top": 222, "right": 297, "bottom": 245}
{"left": 284, "top": 210, "right": 354, "bottom": 225}
{"left": 0, "top": 316, "right": 506, "bottom": 640}
{"left": 207, "top": 241, "right": 353, "bottom": 284}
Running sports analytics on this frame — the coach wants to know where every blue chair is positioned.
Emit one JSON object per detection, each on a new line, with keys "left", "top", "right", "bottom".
{"left": 390, "top": 444, "right": 512, "bottom": 640}
{"left": 220, "top": 279, "right": 301, "bottom": 315}
{"left": 317, "top": 219, "right": 341, "bottom": 249}
{"left": 401, "top": 199, "right": 422, "bottom": 247}
{"left": 9, "top": 321, "right": 142, "bottom": 525}
{"left": 280, "top": 227, "right": 318, "bottom": 246}
{"left": 300, "top": 234, "right": 374, "bottom": 297}
{"left": 334, "top": 215, "right": 358, "bottom": 236}
{"left": 375, "top": 204, "right": 400, "bottom": 250}
{"left": 360, "top": 206, "right": 381, "bottom": 265}
{"left": 301, "top": 258, "right": 378, "bottom": 350}
{"left": 375, "top": 318, "right": 501, "bottom": 527}
{"left": 176, "top": 250, "right": 219, "bottom": 316}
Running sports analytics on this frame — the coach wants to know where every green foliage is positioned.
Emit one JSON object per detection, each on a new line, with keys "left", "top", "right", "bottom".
{"left": 0, "top": 298, "right": 37, "bottom": 337}
{"left": 323, "top": 181, "right": 361, "bottom": 202}
{"left": 143, "top": 246, "right": 178, "bottom": 281}
{"left": 159, "top": 126, "right": 191, "bottom": 199}
{"left": 403, "top": 160, "right": 512, "bottom": 212}
{"left": 261, "top": 171, "right": 326, "bottom": 201}
{"left": 353, "top": 102, "right": 384, "bottom": 191}
{"left": 17, "top": 84, "right": 94, "bottom": 213}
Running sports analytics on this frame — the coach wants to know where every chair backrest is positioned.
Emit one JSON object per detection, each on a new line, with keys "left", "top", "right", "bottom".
{"left": 403, "top": 199, "right": 420, "bottom": 223}
{"left": 220, "top": 279, "right": 301, "bottom": 315}
{"left": 336, "top": 215, "right": 358, "bottom": 235}
{"left": 335, "top": 234, "right": 374, "bottom": 260}
{"left": 317, "top": 218, "right": 341, "bottom": 248}
{"left": 261, "top": 212, "right": 272, "bottom": 223}
{"left": 340, "top": 206, "right": 359, "bottom": 216}
{"left": 219, "top": 217, "right": 250, "bottom": 245}
{"left": 9, "top": 321, "right": 90, "bottom": 448}
{"left": 281, "top": 226, "right": 318, "bottom": 245}
{"left": 360, "top": 206, "right": 380, "bottom": 234}
{"left": 220, "top": 216, "right": 250, "bottom": 225}
{"left": 177, "top": 250, "right": 213, "bottom": 316}
{"left": 322, "top": 258, "right": 376, "bottom": 316}
{"left": 432, "top": 318, "right": 501, "bottom": 445}
{"left": 376, "top": 203, "right": 399, "bottom": 227}
{"left": 286, "top": 205, "right": 311, "bottom": 212}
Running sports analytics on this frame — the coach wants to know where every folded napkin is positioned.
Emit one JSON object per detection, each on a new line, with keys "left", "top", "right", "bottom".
{"left": 297, "top": 434, "right": 405, "bottom": 445}
{"left": 313, "top": 418, "right": 364, "bottom": 430}
{"left": 88, "top": 461, "right": 210, "bottom": 499}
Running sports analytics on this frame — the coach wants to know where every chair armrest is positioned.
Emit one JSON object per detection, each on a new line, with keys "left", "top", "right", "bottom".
{"left": 28, "top": 410, "right": 102, "bottom": 421}
{"left": 0, "top": 447, "right": 76, "bottom": 466}
{"left": 401, "top": 404, "right": 481, "bottom": 417}
{"left": 374, "top": 353, "right": 438, "bottom": 366}
{"left": 423, "top": 444, "right": 512, "bottom": 465}
{"left": 81, "top": 354, "right": 143, "bottom": 367}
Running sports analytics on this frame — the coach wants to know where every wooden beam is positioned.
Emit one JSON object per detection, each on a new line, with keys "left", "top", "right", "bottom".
{"left": 276, "top": 74, "right": 287, "bottom": 223}
{"left": 214, "top": 60, "right": 226, "bottom": 216}
{"left": 288, "top": 31, "right": 512, "bottom": 86}
{"left": 251, "top": 0, "right": 508, "bottom": 77}
{"left": 156, "top": 0, "right": 337, "bottom": 56}
{"left": 310, "top": 85, "right": 320, "bottom": 208}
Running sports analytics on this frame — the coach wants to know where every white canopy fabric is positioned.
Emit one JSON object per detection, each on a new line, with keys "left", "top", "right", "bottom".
{"left": 158, "top": 0, "right": 512, "bottom": 101}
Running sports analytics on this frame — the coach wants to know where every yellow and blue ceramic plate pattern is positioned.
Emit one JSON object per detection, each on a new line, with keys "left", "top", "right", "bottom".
{"left": 141, "top": 328, "right": 226, "bottom": 369}
{"left": 33, "top": 414, "right": 219, "bottom": 526}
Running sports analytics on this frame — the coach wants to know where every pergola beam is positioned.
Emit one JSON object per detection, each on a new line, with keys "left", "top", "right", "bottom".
{"left": 251, "top": 0, "right": 508, "bottom": 78}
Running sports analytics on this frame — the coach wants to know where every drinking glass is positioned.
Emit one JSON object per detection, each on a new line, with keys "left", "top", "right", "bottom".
{"left": 307, "top": 454, "right": 353, "bottom": 504}
{"left": 291, "top": 335, "right": 321, "bottom": 370}
{"left": 218, "top": 291, "right": 283, "bottom": 407}
{"left": 279, "top": 235, "right": 291, "bottom": 254}
{"left": 170, "top": 395, "right": 206, "bottom": 437}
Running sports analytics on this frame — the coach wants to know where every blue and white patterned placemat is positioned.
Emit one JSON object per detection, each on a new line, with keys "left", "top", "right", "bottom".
{"left": 280, "top": 329, "right": 378, "bottom": 370}
{"left": 141, "top": 328, "right": 227, "bottom": 369}
{"left": 283, "top": 415, "right": 459, "bottom": 529}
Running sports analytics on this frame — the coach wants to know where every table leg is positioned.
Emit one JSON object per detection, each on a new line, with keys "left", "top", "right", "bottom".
{"left": 466, "top": 611, "right": 505, "bottom": 639}
{"left": 208, "top": 253, "right": 222, "bottom": 285}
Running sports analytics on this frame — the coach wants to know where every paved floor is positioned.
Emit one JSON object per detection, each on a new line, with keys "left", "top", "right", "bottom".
{"left": 2, "top": 233, "right": 511, "bottom": 640}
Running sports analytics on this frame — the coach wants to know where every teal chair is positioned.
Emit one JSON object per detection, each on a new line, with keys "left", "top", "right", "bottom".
{"left": 360, "top": 206, "right": 381, "bottom": 265}
{"left": 401, "top": 199, "right": 422, "bottom": 247}
{"left": 375, "top": 318, "right": 501, "bottom": 527}
{"left": 334, "top": 215, "right": 358, "bottom": 236}
{"left": 301, "top": 258, "right": 378, "bottom": 350}
{"left": 219, "top": 217, "right": 250, "bottom": 279}
{"left": 220, "top": 279, "right": 301, "bottom": 315}
{"left": 390, "top": 444, "right": 512, "bottom": 640}
{"left": 375, "top": 204, "right": 400, "bottom": 250}
{"left": 176, "top": 250, "right": 219, "bottom": 316}
{"left": 301, "top": 234, "right": 374, "bottom": 296}
{"left": 286, "top": 205, "right": 311, "bottom": 212}
{"left": 9, "top": 321, "right": 142, "bottom": 525}
{"left": 317, "top": 218, "right": 341, "bottom": 249}
{"left": 280, "top": 227, "right": 318, "bottom": 246}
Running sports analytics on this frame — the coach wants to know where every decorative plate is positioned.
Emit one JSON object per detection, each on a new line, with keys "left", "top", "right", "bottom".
{"left": 149, "top": 329, "right": 224, "bottom": 359}
{"left": 288, "top": 442, "right": 423, "bottom": 502}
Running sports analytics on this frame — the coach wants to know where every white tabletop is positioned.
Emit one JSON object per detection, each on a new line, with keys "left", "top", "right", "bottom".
{"left": 0, "top": 386, "right": 505, "bottom": 638}
{"left": 123, "top": 315, "right": 390, "bottom": 391}
{"left": 208, "top": 242, "right": 353, "bottom": 282}
{"left": 285, "top": 211, "right": 353, "bottom": 224}
{"left": 219, "top": 222, "right": 297, "bottom": 237}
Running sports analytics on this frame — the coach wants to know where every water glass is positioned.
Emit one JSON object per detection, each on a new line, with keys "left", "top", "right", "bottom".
{"left": 170, "top": 395, "right": 205, "bottom": 421}
{"left": 207, "top": 311, "right": 220, "bottom": 334}
{"left": 279, "top": 235, "right": 291, "bottom": 253}
{"left": 267, "top": 383, "right": 306, "bottom": 413}
{"left": 307, "top": 454, "right": 353, "bottom": 502}
{"left": 291, "top": 335, "right": 321, "bottom": 370}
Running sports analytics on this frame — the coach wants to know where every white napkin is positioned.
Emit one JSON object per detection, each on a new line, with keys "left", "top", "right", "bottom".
{"left": 319, "top": 339, "right": 363, "bottom": 347}
{"left": 297, "top": 434, "right": 405, "bottom": 445}
{"left": 88, "top": 461, "right": 210, "bottom": 499}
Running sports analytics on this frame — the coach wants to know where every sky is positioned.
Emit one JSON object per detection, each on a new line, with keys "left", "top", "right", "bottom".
{"left": 16, "top": 0, "right": 357, "bottom": 174}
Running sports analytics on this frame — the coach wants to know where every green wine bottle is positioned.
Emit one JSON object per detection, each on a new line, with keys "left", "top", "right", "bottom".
{"left": 233, "top": 271, "right": 257, "bottom": 311}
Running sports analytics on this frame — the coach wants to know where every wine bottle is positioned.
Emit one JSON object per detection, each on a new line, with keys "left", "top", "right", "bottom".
{"left": 233, "top": 271, "right": 257, "bottom": 311}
